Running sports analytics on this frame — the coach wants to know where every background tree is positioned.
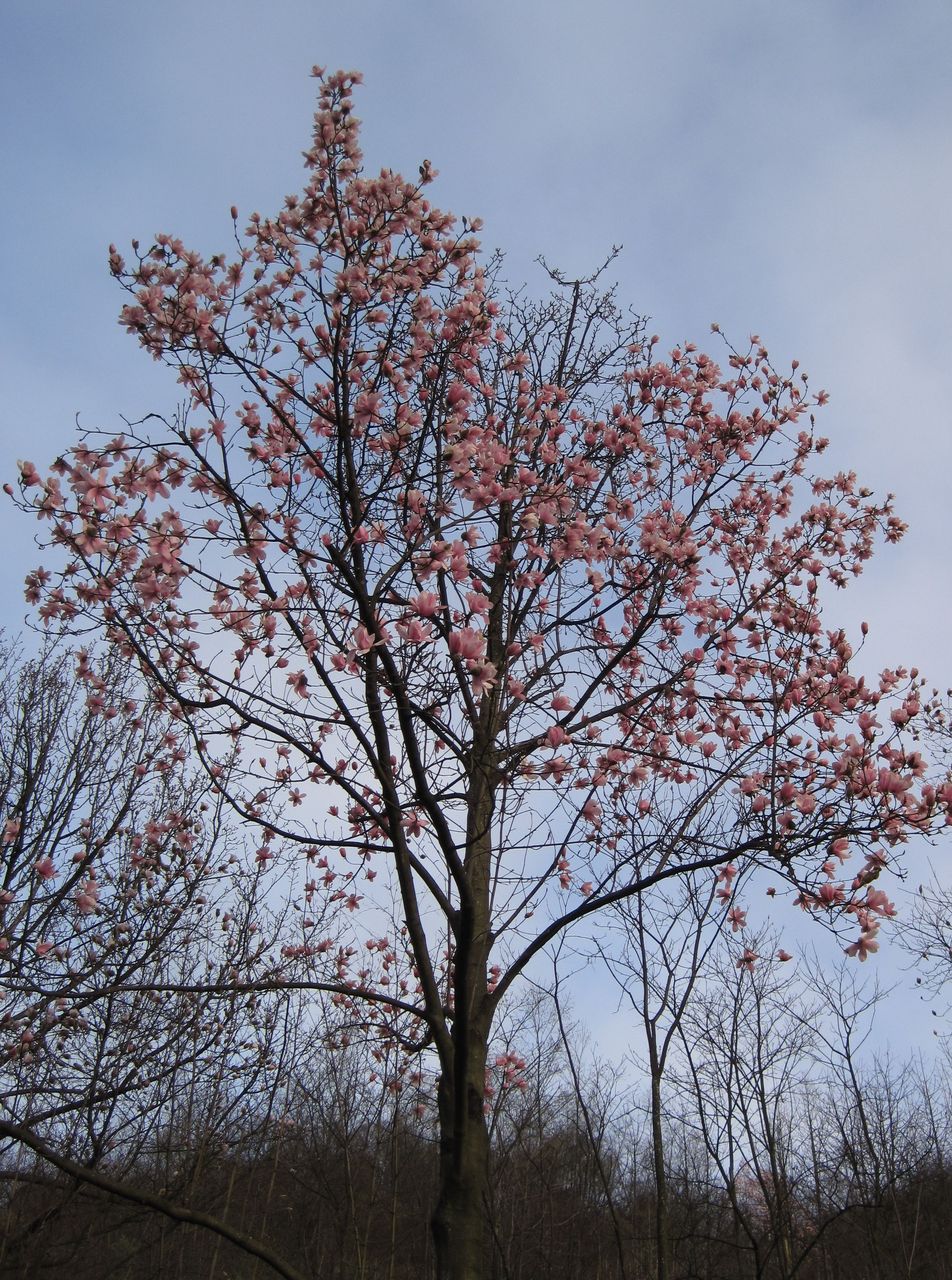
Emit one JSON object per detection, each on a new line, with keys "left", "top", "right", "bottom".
{"left": 0, "top": 636, "right": 321, "bottom": 1279}
{"left": 668, "top": 933, "right": 935, "bottom": 1280}
{"left": 11, "top": 68, "right": 945, "bottom": 1280}
{"left": 598, "top": 853, "right": 753, "bottom": 1280}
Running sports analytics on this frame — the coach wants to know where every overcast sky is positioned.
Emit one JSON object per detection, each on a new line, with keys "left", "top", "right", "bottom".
{"left": 2, "top": 0, "right": 950, "bottom": 1051}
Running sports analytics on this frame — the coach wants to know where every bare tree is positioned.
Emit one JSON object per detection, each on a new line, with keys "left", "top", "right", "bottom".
{"left": 597, "top": 856, "right": 747, "bottom": 1280}
{"left": 0, "top": 637, "right": 319, "bottom": 1279}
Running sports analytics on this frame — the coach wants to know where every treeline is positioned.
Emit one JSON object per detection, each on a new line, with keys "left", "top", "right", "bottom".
{"left": 2, "top": 981, "right": 951, "bottom": 1280}
{"left": 1, "top": 998, "right": 952, "bottom": 1280}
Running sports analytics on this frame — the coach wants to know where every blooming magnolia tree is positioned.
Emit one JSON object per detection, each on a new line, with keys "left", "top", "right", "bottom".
{"left": 12, "top": 69, "right": 947, "bottom": 1280}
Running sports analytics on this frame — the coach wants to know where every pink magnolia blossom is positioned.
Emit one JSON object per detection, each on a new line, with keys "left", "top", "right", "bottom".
{"left": 410, "top": 591, "right": 441, "bottom": 618}
{"left": 845, "top": 928, "right": 880, "bottom": 961}
{"left": 727, "top": 906, "right": 747, "bottom": 933}
{"left": 403, "top": 811, "right": 428, "bottom": 838}
{"left": 35, "top": 856, "right": 56, "bottom": 881}
{"left": 581, "top": 797, "right": 602, "bottom": 825}
{"left": 396, "top": 617, "right": 433, "bottom": 644}
{"left": 74, "top": 877, "right": 99, "bottom": 916}
{"left": 447, "top": 628, "right": 486, "bottom": 663}
{"left": 18, "top": 460, "right": 42, "bottom": 488}
{"left": 287, "top": 670, "right": 309, "bottom": 698}
{"left": 470, "top": 661, "right": 497, "bottom": 698}
{"left": 351, "top": 625, "right": 377, "bottom": 655}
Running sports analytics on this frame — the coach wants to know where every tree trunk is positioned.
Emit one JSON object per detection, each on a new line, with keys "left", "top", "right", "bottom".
{"left": 431, "top": 745, "right": 496, "bottom": 1280}
{"left": 649, "top": 1070, "right": 672, "bottom": 1280}
{"left": 432, "top": 1047, "right": 491, "bottom": 1280}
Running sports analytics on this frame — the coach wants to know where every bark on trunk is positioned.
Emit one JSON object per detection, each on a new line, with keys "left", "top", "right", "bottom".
{"left": 650, "top": 1069, "right": 672, "bottom": 1280}
{"left": 432, "top": 1064, "right": 491, "bottom": 1280}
